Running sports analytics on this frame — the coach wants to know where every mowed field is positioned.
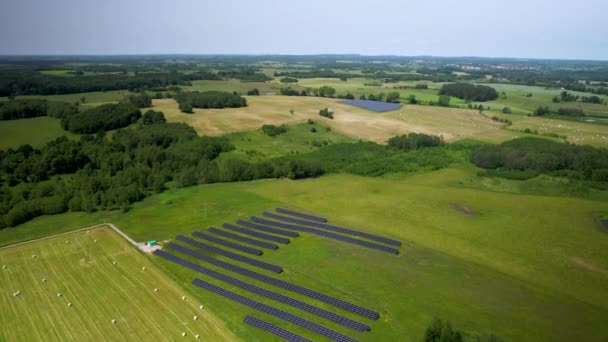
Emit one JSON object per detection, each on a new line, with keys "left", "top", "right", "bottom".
{"left": 0, "top": 226, "right": 237, "bottom": 341}
{"left": 4, "top": 169, "right": 608, "bottom": 341}
{"left": 155, "top": 96, "right": 513, "bottom": 143}
{"left": 0, "top": 116, "right": 76, "bottom": 149}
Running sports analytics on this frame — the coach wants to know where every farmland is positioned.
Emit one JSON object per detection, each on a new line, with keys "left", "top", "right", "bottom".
{"left": 0, "top": 116, "right": 76, "bottom": 149}
{"left": 2, "top": 168, "right": 608, "bottom": 341}
{"left": 0, "top": 226, "right": 236, "bottom": 341}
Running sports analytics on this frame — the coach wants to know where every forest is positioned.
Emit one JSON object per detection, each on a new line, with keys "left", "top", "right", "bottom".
{"left": 175, "top": 91, "right": 247, "bottom": 112}
{"left": 438, "top": 83, "right": 499, "bottom": 101}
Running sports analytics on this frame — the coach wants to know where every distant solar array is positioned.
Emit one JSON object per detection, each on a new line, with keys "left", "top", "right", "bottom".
{"left": 250, "top": 216, "right": 400, "bottom": 255}
{"left": 222, "top": 223, "right": 293, "bottom": 243}
{"left": 244, "top": 315, "right": 312, "bottom": 342}
{"left": 164, "top": 242, "right": 379, "bottom": 319}
{"left": 341, "top": 99, "right": 402, "bottom": 112}
{"left": 192, "top": 231, "right": 263, "bottom": 256}
{"left": 155, "top": 249, "right": 369, "bottom": 331}
{"left": 208, "top": 227, "right": 279, "bottom": 250}
{"left": 192, "top": 278, "right": 359, "bottom": 342}
{"left": 175, "top": 235, "right": 283, "bottom": 273}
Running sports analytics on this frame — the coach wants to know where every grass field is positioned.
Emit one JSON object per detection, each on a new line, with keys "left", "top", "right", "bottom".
{"left": 155, "top": 96, "right": 512, "bottom": 143}
{"left": 3, "top": 168, "right": 608, "bottom": 341}
{"left": 0, "top": 116, "right": 76, "bottom": 149}
{"left": 0, "top": 226, "right": 236, "bottom": 341}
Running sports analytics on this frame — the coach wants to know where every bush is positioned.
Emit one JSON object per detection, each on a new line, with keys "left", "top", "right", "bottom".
{"left": 502, "top": 107, "right": 512, "bottom": 114}
{"left": 556, "top": 107, "right": 585, "bottom": 117}
{"left": 261, "top": 124, "right": 287, "bottom": 137}
{"left": 319, "top": 108, "right": 334, "bottom": 119}
{"left": 280, "top": 77, "right": 299, "bottom": 83}
{"left": 387, "top": 133, "right": 444, "bottom": 151}
{"left": 142, "top": 110, "right": 166, "bottom": 125}
{"left": 415, "top": 83, "right": 429, "bottom": 89}
{"left": 247, "top": 88, "right": 260, "bottom": 96}
{"left": 438, "top": 95, "right": 451, "bottom": 107}
{"left": 533, "top": 106, "right": 550, "bottom": 116}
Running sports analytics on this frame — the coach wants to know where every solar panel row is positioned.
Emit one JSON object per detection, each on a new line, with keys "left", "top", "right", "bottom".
{"left": 192, "top": 231, "right": 263, "bottom": 256}
{"left": 222, "top": 223, "right": 292, "bottom": 243}
{"left": 234, "top": 220, "right": 299, "bottom": 238}
{"left": 249, "top": 217, "right": 400, "bottom": 255}
{"left": 175, "top": 235, "right": 283, "bottom": 273}
{"left": 165, "top": 243, "right": 379, "bottom": 320}
{"left": 264, "top": 211, "right": 402, "bottom": 247}
{"left": 244, "top": 315, "right": 312, "bottom": 342}
{"left": 154, "top": 249, "right": 369, "bottom": 332}
{"left": 276, "top": 207, "right": 328, "bottom": 223}
{"left": 208, "top": 227, "right": 279, "bottom": 250}
{"left": 192, "top": 278, "right": 359, "bottom": 342}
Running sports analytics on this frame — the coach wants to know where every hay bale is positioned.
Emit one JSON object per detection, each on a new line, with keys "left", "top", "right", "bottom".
{"left": 141, "top": 267, "right": 146, "bottom": 271}
{"left": 154, "top": 288, "right": 159, "bottom": 293}
{"left": 57, "top": 293, "right": 62, "bottom": 297}
{"left": 181, "top": 332, "right": 187, "bottom": 337}
{"left": 195, "top": 334, "right": 200, "bottom": 339}
{"left": 67, "top": 302, "right": 72, "bottom": 307}
{"left": 32, "top": 254, "right": 37, "bottom": 259}
{"left": 42, "top": 278, "right": 47, "bottom": 283}
{"left": 193, "top": 315, "right": 198, "bottom": 321}
{"left": 112, "top": 261, "right": 117, "bottom": 265}
{"left": 111, "top": 319, "right": 117, "bottom": 324}
{"left": 181, "top": 296, "right": 186, "bottom": 300}
{"left": 2, "top": 265, "right": 6, "bottom": 269}
{"left": 199, "top": 305, "right": 204, "bottom": 310}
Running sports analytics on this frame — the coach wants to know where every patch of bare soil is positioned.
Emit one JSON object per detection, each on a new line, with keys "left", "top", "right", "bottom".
{"left": 450, "top": 203, "right": 476, "bottom": 217}
{"left": 571, "top": 257, "right": 605, "bottom": 273}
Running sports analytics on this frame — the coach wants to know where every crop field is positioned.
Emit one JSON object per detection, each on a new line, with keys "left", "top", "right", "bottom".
{"left": 0, "top": 116, "right": 76, "bottom": 149}
{"left": 0, "top": 226, "right": 236, "bottom": 341}
{"left": 155, "top": 96, "right": 514, "bottom": 143}
{"left": 4, "top": 169, "right": 608, "bottom": 341}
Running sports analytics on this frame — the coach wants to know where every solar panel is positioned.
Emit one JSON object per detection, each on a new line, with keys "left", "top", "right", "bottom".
{"left": 235, "top": 220, "right": 299, "bottom": 237}
{"left": 163, "top": 243, "right": 379, "bottom": 320}
{"left": 264, "top": 211, "right": 401, "bottom": 247}
{"left": 244, "top": 315, "right": 312, "bottom": 342}
{"left": 222, "top": 223, "right": 292, "bottom": 243}
{"left": 276, "top": 207, "right": 328, "bottom": 223}
{"left": 208, "top": 228, "right": 279, "bottom": 250}
{"left": 154, "top": 249, "right": 369, "bottom": 331}
{"left": 192, "top": 278, "right": 359, "bottom": 342}
{"left": 175, "top": 235, "right": 283, "bottom": 273}
{"left": 192, "top": 231, "right": 263, "bottom": 255}
{"left": 249, "top": 217, "right": 400, "bottom": 255}
{"left": 341, "top": 99, "right": 401, "bottom": 112}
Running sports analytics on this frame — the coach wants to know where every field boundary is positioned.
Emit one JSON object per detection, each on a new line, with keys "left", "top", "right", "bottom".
{"left": 0, "top": 223, "right": 159, "bottom": 253}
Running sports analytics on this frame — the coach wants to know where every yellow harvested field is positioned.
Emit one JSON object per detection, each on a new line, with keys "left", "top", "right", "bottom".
{"left": 154, "top": 96, "right": 512, "bottom": 143}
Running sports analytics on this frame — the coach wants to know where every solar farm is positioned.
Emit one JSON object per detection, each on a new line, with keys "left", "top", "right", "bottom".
{"left": 155, "top": 207, "right": 402, "bottom": 342}
{"left": 341, "top": 99, "right": 402, "bottom": 112}
{"left": 0, "top": 226, "right": 236, "bottom": 341}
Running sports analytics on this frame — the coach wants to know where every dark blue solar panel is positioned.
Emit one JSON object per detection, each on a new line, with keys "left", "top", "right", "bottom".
{"left": 250, "top": 217, "right": 400, "bottom": 255}
{"left": 192, "top": 231, "right": 263, "bottom": 255}
{"left": 154, "top": 250, "right": 369, "bottom": 332}
{"left": 175, "top": 235, "right": 283, "bottom": 273}
{"left": 264, "top": 211, "right": 401, "bottom": 247}
{"left": 163, "top": 243, "right": 379, "bottom": 320}
{"left": 208, "top": 228, "right": 279, "bottom": 250}
{"left": 276, "top": 207, "right": 328, "bottom": 223}
{"left": 192, "top": 278, "right": 359, "bottom": 342}
{"left": 244, "top": 315, "right": 312, "bottom": 342}
{"left": 341, "top": 99, "right": 401, "bottom": 112}
{"left": 223, "top": 223, "right": 292, "bottom": 243}
{"left": 235, "top": 220, "right": 299, "bottom": 238}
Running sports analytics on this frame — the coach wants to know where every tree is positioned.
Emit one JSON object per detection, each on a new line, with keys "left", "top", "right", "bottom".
{"left": 502, "top": 107, "right": 512, "bottom": 114}
{"left": 179, "top": 100, "right": 193, "bottom": 113}
{"left": 142, "top": 110, "right": 167, "bottom": 125}
{"left": 407, "top": 95, "right": 417, "bottom": 104}
{"left": 424, "top": 318, "right": 463, "bottom": 342}
{"left": 247, "top": 88, "right": 260, "bottom": 96}
{"left": 318, "top": 86, "right": 336, "bottom": 98}
{"left": 438, "top": 95, "right": 451, "bottom": 107}
{"left": 386, "top": 92, "right": 400, "bottom": 103}
{"left": 319, "top": 108, "right": 334, "bottom": 119}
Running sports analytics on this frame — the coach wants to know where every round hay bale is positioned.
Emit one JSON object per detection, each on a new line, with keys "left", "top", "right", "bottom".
{"left": 199, "top": 305, "right": 204, "bottom": 310}
{"left": 112, "top": 261, "right": 117, "bottom": 265}
{"left": 141, "top": 267, "right": 146, "bottom": 271}
{"left": 154, "top": 288, "right": 159, "bottom": 293}
{"left": 193, "top": 315, "right": 198, "bottom": 321}
{"left": 181, "top": 332, "right": 187, "bottom": 337}
{"left": 67, "top": 302, "right": 72, "bottom": 307}
{"left": 57, "top": 293, "right": 62, "bottom": 297}
{"left": 65, "top": 240, "right": 70, "bottom": 244}
{"left": 32, "top": 255, "right": 37, "bottom": 259}
{"left": 42, "top": 278, "right": 47, "bottom": 283}
{"left": 195, "top": 334, "right": 200, "bottom": 339}
{"left": 2, "top": 265, "right": 6, "bottom": 269}
{"left": 181, "top": 296, "right": 186, "bottom": 300}
{"left": 111, "top": 319, "right": 117, "bottom": 324}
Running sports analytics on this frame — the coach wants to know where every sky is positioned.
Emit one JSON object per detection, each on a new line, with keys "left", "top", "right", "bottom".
{"left": 0, "top": 0, "right": 607, "bottom": 60}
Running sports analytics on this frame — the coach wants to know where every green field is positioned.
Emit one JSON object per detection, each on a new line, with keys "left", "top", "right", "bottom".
{"left": 3, "top": 168, "right": 608, "bottom": 341}
{"left": 0, "top": 226, "right": 236, "bottom": 341}
{"left": 0, "top": 116, "right": 76, "bottom": 149}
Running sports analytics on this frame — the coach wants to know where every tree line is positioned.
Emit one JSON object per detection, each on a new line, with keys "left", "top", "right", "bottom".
{"left": 439, "top": 83, "right": 498, "bottom": 101}
{"left": 0, "top": 99, "right": 77, "bottom": 120}
{"left": 175, "top": 91, "right": 247, "bottom": 113}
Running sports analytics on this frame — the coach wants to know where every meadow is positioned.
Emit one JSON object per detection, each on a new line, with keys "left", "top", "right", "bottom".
{"left": 0, "top": 226, "right": 236, "bottom": 341}
{"left": 2, "top": 168, "right": 607, "bottom": 341}
{"left": 0, "top": 116, "right": 76, "bottom": 149}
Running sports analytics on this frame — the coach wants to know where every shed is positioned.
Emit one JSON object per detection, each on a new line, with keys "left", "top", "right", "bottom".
{"left": 146, "top": 240, "right": 157, "bottom": 247}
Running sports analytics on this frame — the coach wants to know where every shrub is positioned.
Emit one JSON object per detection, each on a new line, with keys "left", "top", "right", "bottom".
{"left": 387, "top": 133, "right": 444, "bottom": 151}
{"left": 261, "top": 124, "right": 287, "bottom": 137}
{"left": 439, "top": 83, "right": 498, "bottom": 101}
{"left": 319, "top": 108, "right": 334, "bottom": 119}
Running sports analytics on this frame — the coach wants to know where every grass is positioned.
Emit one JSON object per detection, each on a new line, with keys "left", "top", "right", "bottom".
{"left": 0, "top": 116, "right": 77, "bottom": 149}
{"left": 0, "top": 226, "right": 236, "bottom": 341}
{"left": 155, "top": 96, "right": 513, "bottom": 143}
{"left": 3, "top": 168, "right": 608, "bottom": 341}
{"left": 221, "top": 122, "right": 355, "bottom": 161}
